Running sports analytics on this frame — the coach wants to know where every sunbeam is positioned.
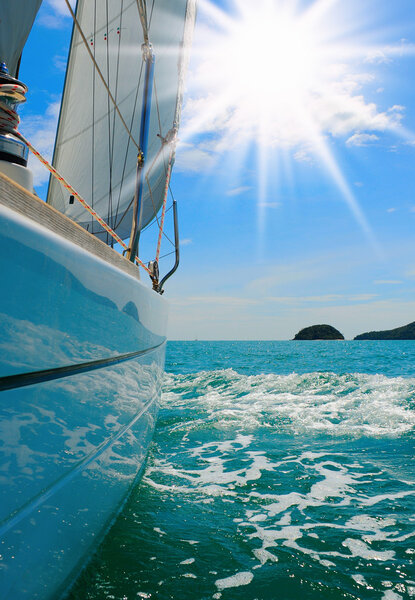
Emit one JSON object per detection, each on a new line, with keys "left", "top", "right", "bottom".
{"left": 180, "top": 0, "right": 415, "bottom": 249}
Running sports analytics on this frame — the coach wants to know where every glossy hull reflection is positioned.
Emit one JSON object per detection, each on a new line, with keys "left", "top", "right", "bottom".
{"left": 0, "top": 204, "right": 167, "bottom": 599}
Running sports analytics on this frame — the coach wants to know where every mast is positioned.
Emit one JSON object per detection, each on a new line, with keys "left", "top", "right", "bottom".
{"left": 48, "top": 0, "right": 191, "bottom": 246}
{"left": 127, "top": 43, "right": 155, "bottom": 262}
{"left": 128, "top": 0, "right": 197, "bottom": 265}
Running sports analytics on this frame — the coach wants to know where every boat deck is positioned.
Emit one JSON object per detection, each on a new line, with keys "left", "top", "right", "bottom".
{"left": 0, "top": 171, "right": 140, "bottom": 280}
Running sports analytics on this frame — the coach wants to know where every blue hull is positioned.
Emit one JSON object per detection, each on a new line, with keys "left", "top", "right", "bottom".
{"left": 0, "top": 204, "right": 168, "bottom": 598}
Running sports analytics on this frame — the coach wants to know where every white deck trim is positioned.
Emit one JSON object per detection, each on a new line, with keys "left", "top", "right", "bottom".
{"left": 0, "top": 170, "right": 140, "bottom": 281}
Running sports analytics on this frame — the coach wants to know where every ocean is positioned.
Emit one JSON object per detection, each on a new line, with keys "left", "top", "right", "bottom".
{"left": 69, "top": 341, "right": 415, "bottom": 600}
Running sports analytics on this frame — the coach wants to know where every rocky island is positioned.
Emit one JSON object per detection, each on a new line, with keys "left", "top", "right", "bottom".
{"left": 293, "top": 324, "right": 344, "bottom": 340}
{"left": 354, "top": 321, "right": 415, "bottom": 340}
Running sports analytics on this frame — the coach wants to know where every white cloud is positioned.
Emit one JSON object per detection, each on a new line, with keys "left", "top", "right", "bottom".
{"left": 181, "top": 28, "right": 407, "bottom": 163}
{"left": 168, "top": 295, "right": 415, "bottom": 340}
{"left": 183, "top": 82, "right": 402, "bottom": 154}
{"left": 226, "top": 186, "right": 251, "bottom": 196}
{"left": 346, "top": 133, "right": 379, "bottom": 147}
{"left": 180, "top": 238, "right": 192, "bottom": 246}
{"left": 364, "top": 42, "right": 415, "bottom": 64}
{"left": 174, "top": 142, "right": 216, "bottom": 173}
{"left": 364, "top": 50, "right": 392, "bottom": 65}
{"left": 294, "top": 148, "right": 314, "bottom": 163}
{"left": 53, "top": 54, "right": 68, "bottom": 72}
{"left": 389, "top": 104, "right": 405, "bottom": 113}
{"left": 20, "top": 100, "right": 60, "bottom": 187}
{"left": 246, "top": 262, "right": 325, "bottom": 293}
{"left": 266, "top": 294, "right": 343, "bottom": 303}
{"left": 350, "top": 294, "right": 378, "bottom": 301}
{"left": 354, "top": 181, "right": 363, "bottom": 187}
{"left": 38, "top": 0, "right": 75, "bottom": 28}
{"left": 179, "top": 3, "right": 411, "bottom": 177}
{"left": 386, "top": 207, "right": 396, "bottom": 213}
{"left": 47, "top": 0, "right": 72, "bottom": 16}
{"left": 173, "top": 295, "right": 260, "bottom": 307}
{"left": 373, "top": 280, "right": 402, "bottom": 285}
{"left": 265, "top": 293, "right": 377, "bottom": 304}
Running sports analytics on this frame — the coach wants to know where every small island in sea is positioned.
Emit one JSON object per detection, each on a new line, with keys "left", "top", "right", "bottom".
{"left": 354, "top": 321, "right": 415, "bottom": 340}
{"left": 293, "top": 324, "right": 345, "bottom": 340}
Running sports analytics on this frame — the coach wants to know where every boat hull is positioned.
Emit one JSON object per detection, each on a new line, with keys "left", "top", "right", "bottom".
{"left": 0, "top": 199, "right": 167, "bottom": 598}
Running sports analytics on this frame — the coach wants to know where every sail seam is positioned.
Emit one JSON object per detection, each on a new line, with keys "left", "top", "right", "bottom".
{"left": 110, "top": 0, "right": 124, "bottom": 232}
{"left": 91, "top": 0, "right": 97, "bottom": 233}
{"left": 105, "top": 0, "right": 113, "bottom": 243}
{"left": 63, "top": 0, "right": 139, "bottom": 151}
{"left": 113, "top": 61, "right": 145, "bottom": 230}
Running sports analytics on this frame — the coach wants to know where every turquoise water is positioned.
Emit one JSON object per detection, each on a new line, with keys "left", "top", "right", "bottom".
{"left": 69, "top": 341, "right": 415, "bottom": 599}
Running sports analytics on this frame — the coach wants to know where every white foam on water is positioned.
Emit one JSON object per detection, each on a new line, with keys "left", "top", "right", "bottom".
{"left": 360, "top": 490, "right": 415, "bottom": 507}
{"left": 320, "top": 559, "right": 336, "bottom": 567}
{"left": 345, "top": 515, "right": 400, "bottom": 542}
{"left": 252, "top": 548, "right": 278, "bottom": 566}
{"left": 146, "top": 425, "right": 414, "bottom": 577}
{"left": 346, "top": 515, "right": 396, "bottom": 531}
{"left": 180, "top": 558, "right": 195, "bottom": 565}
{"left": 163, "top": 369, "right": 415, "bottom": 438}
{"left": 215, "top": 571, "right": 253, "bottom": 591}
{"left": 249, "top": 513, "right": 268, "bottom": 522}
{"left": 352, "top": 574, "right": 370, "bottom": 587}
{"left": 189, "top": 434, "right": 253, "bottom": 457}
{"left": 382, "top": 591, "right": 403, "bottom": 600}
{"left": 145, "top": 439, "right": 283, "bottom": 499}
{"left": 143, "top": 371, "right": 415, "bottom": 594}
{"left": 342, "top": 538, "right": 395, "bottom": 561}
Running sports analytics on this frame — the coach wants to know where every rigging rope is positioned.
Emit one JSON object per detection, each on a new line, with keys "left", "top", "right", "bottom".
{"left": 0, "top": 0, "right": 180, "bottom": 286}
{"left": 63, "top": 0, "right": 139, "bottom": 151}
{"left": 155, "top": 153, "right": 173, "bottom": 263}
{"left": 20, "top": 130, "right": 152, "bottom": 275}
{"left": 0, "top": 80, "right": 151, "bottom": 275}
{"left": 136, "top": 0, "right": 149, "bottom": 44}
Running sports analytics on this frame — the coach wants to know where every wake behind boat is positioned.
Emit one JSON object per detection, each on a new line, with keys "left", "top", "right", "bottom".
{"left": 0, "top": 1, "right": 195, "bottom": 598}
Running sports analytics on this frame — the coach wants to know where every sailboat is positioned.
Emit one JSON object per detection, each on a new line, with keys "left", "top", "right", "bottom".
{"left": 0, "top": 1, "right": 196, "bottom": 598}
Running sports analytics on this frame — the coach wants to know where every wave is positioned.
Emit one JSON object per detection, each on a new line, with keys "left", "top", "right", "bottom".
{"left": 162, "top": 369, "right": 415, "bottom": 438}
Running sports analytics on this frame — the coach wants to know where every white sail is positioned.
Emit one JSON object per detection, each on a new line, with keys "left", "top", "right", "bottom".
{"left": 0, "top": 0, "right": 43, "bottom": 77}
{"left": 48, "top": 0, "right": 194, "bottom": 242}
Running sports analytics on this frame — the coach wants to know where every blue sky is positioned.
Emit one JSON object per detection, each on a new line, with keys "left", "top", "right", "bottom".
{"left": 20, "top": 0, "right": 415, "bottom": 339}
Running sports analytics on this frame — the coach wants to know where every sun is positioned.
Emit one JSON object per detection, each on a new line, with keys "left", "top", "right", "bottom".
{"left": 179, "top": 0, "right": 413, "bottom": 246}
{"left": 188, "top": 0, "right": 350, "bottom": 148}
{"left": 218, "top": 5, "right": 320, "bottom": 110}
